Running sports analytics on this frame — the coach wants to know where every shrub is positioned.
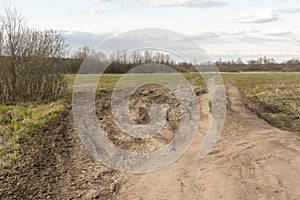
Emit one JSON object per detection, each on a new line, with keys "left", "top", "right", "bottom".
{"left": 0, "top": 5, "right": 69, "bottom": 104}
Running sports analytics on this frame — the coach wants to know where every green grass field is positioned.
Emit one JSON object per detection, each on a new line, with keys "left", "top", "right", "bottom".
{"left": 1, "top": 72, "right": 299, "bottom": 168}
{"left": 223, "top": 73, "right": 300, "bottom": 131}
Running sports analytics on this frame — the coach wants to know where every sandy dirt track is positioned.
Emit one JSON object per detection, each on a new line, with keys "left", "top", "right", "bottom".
{"left": 117, "top": 86, "right": 300, "bottom": 200}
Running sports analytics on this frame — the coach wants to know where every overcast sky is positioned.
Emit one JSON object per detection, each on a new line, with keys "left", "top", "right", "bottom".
{"left": 3, "top": 0, "right": 300, "bottom": 62}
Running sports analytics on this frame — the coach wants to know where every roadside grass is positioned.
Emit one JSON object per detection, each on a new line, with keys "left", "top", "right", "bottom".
{"left": 223, "top": 73, "right": 300, "bottom": 131}
{"left": 0, "top": 100, "right": 68, "bottom": 169}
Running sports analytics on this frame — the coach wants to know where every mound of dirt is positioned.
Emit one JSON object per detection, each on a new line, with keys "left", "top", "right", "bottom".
{"left": 96, "top": 86, "right": 182, "bottom": 153}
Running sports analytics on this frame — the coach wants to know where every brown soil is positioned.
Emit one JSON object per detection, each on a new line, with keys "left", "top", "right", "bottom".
{"left": 1, "top": 85, "right": 300, "bottom": 200}
{"left": 118, "top": 86, "right": 300, "bottom": 200}
{"left": 0, "top": 109, "right": 122, "bottom": 200}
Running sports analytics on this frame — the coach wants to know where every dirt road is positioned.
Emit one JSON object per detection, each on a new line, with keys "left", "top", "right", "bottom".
{"left": 117, "top": 86, "right": 300, "bottom": 200}
{"left": 1, "top": 85, "right": 299, "bottom": 199}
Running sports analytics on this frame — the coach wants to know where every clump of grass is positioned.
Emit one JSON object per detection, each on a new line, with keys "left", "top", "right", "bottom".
{"left": 244, "top": 84, "right": 300, "bottom": 131}
{"left": 183, "top": 73, "right": 205, "bottom": 86}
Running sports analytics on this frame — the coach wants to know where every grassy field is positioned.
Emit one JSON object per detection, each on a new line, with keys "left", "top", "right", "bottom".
{"left": 1, "top": 72, "right": 299, "bottom": 169}
{"left": 223, "top": 73, "right": 300, "bottom": 132}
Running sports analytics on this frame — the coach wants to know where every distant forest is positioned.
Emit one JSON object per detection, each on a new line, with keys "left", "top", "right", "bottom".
{"left": 1, "top": 47, "right": 299, "bottom": 74}
{"left": 53, "top": 46, "right": 300, "bottom": 73}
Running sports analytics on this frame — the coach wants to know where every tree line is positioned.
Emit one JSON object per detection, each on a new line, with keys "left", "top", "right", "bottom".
{"left": 62, "top": 47, "right": 300, "bottom": 74}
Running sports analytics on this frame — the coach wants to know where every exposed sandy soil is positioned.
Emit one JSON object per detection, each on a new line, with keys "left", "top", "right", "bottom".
{"left": 118, "top": 86, "right": 300, "bottom": 200}
{"left": 0, "top": 84, "right": 299, "bottom": 199}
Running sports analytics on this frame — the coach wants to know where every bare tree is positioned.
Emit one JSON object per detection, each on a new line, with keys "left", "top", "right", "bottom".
{"left": 0, "top": 5, "right": 69, "bottom": 104}
{"left": 290, "top": 33, "right": 300, "bottom": 44}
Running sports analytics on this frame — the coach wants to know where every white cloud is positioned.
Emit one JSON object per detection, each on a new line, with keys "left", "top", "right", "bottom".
{"left": 226, "top": 10, "right": 279, "bottom": 24}
{"left": 146, "top": 0, "right": 226, "bottom": 8}
{"left": 87, "top": 8, "right": 112, "bottom": 14}
{"left": 262, "top": 29, "right": 291, "bottom": 37}
{"left": 188, "top": 31, "right": 220, "bottom": 41}
{"left": 187, "top": 29, "right": 293, "bottom": 46}
{"left": 276, "top": 5, "right": 300, "bottom": 13}
{"left": 61, "top": 30, "right": 113, "bottom": 48}
{"left": 226, "top": 5, "right": 300, "bottom": 24}
{"left": 61, "top": 29, "right": 300, "bottom": 62}
{"left": 89, "top": 0, "right": 113, "bottom": 2}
